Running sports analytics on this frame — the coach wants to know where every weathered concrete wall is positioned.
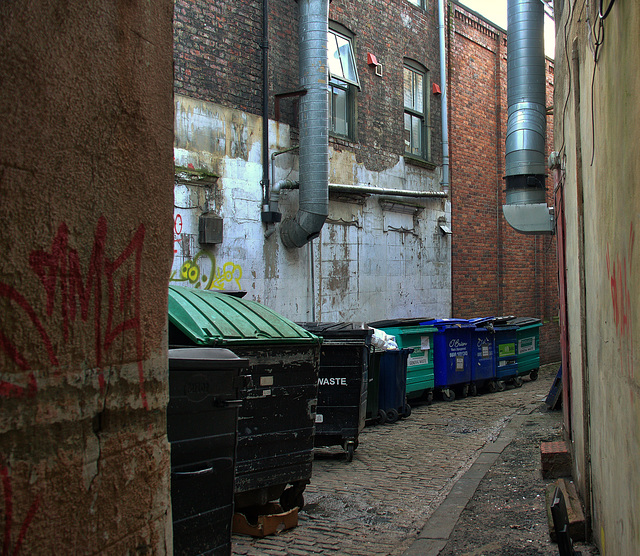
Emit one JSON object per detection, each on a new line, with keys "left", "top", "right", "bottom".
{"left": 554, "top": 1, "right": 639, "bottom": 553}
{"left": 0, "top": 1, "right": 174, "bottom": 552}
{"left": 173, "top": 95, "right": 451, "bottom": 321}
{"left": 449, "top": 2, "right": 560, "bottom": 365}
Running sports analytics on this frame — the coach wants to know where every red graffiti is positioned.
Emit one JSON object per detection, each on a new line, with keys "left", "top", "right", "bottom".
{"left": 0, "top": 217, "right": 149, "bottom": 408}
{"left": 173, "top": 214, "right": 182, "bottom": 254}
{"left": 1, "top": 466, "right": 40, "bottom": 556}
{"left": 606, "top": 223, "right": 635, "bottom": 378}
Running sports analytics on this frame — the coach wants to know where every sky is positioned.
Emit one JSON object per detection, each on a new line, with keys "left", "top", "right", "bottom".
{"left": 458, "top": 0, "right": 556, "bottom": 58}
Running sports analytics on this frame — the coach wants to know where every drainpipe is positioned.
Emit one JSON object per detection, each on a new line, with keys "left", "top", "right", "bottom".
{"left": 261, "top": 0, "right": 270, "bottom": 211}
{"left": 438, "top": 0, "right": 450, "bottom": 193}
{"left": 280, "top": 0, "right": 329, "bottom": 249}
{"left": 503, "top": 0, "right": 554, "bottom": 234}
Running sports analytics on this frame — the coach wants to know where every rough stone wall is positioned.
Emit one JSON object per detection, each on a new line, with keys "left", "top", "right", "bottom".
{"left": 0, "top": 1, "right": 174, "bottom": 552}
{"left": 554, "top": 1, "right": 639, "bottom": 553}
{"left": 448, "top": 2, "right": 560, "bottom": 364}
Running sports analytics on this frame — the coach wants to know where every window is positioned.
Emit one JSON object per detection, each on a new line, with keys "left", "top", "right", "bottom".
{"left": 403, "top": 61, "right": 430, "bottom": 160}
{"left": 407, "top": 0, "right": 426, "bottom": 8}
{"left": 328, "top": 26, "right": 360, "bottom": 139}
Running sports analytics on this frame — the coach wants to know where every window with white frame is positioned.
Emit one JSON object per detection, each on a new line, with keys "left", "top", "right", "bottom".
{"left": 328, "top": 25, "right": 360, "bottom": 139}
{"left": 407, "top": 0, "right": 426, "bottom": 8}
{"left": 403, "top": 60, "right": 430, "bottom": 160}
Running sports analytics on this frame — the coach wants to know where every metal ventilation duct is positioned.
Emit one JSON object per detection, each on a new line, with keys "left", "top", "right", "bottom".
{"left": 280, "top": 0, "right": 329, "bottom": 248}
{"left": 503, "top": 0, "right": 554, "bottom": 234}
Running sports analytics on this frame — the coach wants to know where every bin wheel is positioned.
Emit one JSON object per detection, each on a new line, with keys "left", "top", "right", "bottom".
{"left": 442, "top": 389, "right": 455, "bottom": 402}
{"left": 345, "top": 443, "right": 356, "bottom": 462}
{"left": 425, "top": 390, "right": 434, "bottom": 405}
{"left": 497, "top": 380, "right": 506, "bottom": 392}
{"left": 280, "top": 488, "right": 305, "bottom": 511}
{"left": 468, "top": 383, "right": 478, "bottom": 397}
{"left": 513, "top": 376, "right": 524, "bottom": 388}
{"left": 460, "top": 384, "right": 469, "bottom": 398}
{"left": 487, "top": 381, "right": 498, "bottom": 393}
{"left": 386, "top": 408, "right": 399, "bottom": 424}
{"left": 403, "top": 403, "right": 412, "bottom": 418}
{"left": 530, "top": 370, "right": 539, "bottom": 381}
{"left": 377, "top": 409, "right": 387, "bottom": 425}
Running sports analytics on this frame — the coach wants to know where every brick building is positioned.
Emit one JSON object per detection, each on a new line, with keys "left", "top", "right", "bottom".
{"left": 172, "top": 0, "right": 559, "bottom": 361}
{"left": 448, "top": 2, "right": 559, "bottom": 364}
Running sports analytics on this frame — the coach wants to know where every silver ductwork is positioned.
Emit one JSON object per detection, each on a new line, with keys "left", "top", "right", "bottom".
{"left": 280, "top": 0, "right": 329, "bottom": 248}
{"left": 503, "top": 0, "right": 554, "bottom": 234}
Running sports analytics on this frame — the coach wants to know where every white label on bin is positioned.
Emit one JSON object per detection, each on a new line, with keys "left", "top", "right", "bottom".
{"left": 408, "top": 353, "right": 428, "bottom": 366}
{"left": 482, "top": 345, "right": 490, "bottom": 357}
{"left": 456, "top": 356, "right": 465, "bottom": 371}
{"left": 315, "top": 414, "right": 324, "bottom": 423}
{"left": 421, "top": 336, "right": 431, "bottom": 350}
{"left": 260, "top": 376, "right": 274, "bottom": 386}
{"left": 318, "top": 377, "right": 347, "bottom": 386}
{"left": 262, "top": 389, "right": 271, "bottom": 397}
{"left": 518, "top": 338, "right": 535, "bottom": 353}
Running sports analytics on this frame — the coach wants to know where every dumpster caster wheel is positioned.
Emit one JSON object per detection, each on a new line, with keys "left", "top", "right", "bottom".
{"left": 513, "top": 376, "right": 524, "bottom": 388}
{"left": 468, "top": 383, "right": 477, "bottom": 397}
{"left": 386, "top": 408, "right": 399, "bottom": 424}
{"left": 280, "top": 488, "right": 304, "bottom": 511}
{"left": 530, "top": 370, "right": 539, "bottom": 381}
{"left": 442, "top": 389, "right": 455, "bottom": 402}
{"left": 403, "top": 403, "right": 412, "bottom": 418}
{"left": 345, "top": 443, "right": 355, "bottom": 462}
{"left": 377, "top": 409, "right": 387, "bottom": 425}
{"left": 425, "top": 391, "right": 434, "bottom": 405}
{"left": 487, "top": 381, "right": 498, "bottom": 393}
{"left": 497, "top": 380, "right": 506, "bottom": 392}
{"left": 460, "top": 384, "right": 469, "bottom": 398}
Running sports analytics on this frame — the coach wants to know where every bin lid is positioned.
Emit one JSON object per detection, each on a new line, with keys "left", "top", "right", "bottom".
{"left": 297, "top": 322, "right": 372, "bottom": 339}
{"left": 168, "top": 347, "right": 249, "bottom": 370}
{"left": 168, "top": 285, "right": 320, "bottom": 346}
{"left": 420, "top": 318, "right": 473, "bottom": 329}
{"left": 509, "top": 316, "right": 542, "bottom": 327}
{"left": 368, "top": 317, "right": 432, "bottom": 328}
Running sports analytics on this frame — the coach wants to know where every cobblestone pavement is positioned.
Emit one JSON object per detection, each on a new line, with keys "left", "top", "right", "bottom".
{"left": 232, "top": 365, "right": 560, "bottom": 556}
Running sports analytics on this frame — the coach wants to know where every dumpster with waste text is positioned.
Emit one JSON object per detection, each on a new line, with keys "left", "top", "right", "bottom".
{"left": 298, "top": 322, "right": 372, "bottom": 462}
{"left": 168, "top": 285, "right": 321, "bottom": 511}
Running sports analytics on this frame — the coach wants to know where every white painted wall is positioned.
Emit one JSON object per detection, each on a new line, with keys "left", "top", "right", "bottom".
{"left": 172, "top": 94, "right": 451, "bottom": 323}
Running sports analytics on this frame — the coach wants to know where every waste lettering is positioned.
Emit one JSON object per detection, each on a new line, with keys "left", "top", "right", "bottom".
{"left": 0, "top": 217, "right": 149, "bottom": 408}
{"left": 1, "top": 465, "right": 41, "bottom": 556}
{"left": 606, "top": 223, "right": 635, "bottom": 379}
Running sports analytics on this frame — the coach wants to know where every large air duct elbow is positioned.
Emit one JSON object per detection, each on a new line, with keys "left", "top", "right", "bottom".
{"left": 503, "top": 0, "right": 553, "bottom": 234}
{"left": 280, "top": 0, "right": 329, "bottom": 248}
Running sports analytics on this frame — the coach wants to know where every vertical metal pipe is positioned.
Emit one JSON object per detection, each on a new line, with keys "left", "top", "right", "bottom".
{"left": 438, "top": 0, "right": 450, "bottom": 193}
{"left": 280, "top": 0, "right": 329, "bottom": 249}
{"left": 261, "top": 0, "right": 270, "bottom": 208}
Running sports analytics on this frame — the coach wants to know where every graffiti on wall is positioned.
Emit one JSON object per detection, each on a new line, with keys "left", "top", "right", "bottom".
{"left": 170, "top": 254, "right": 243, "bottom": 291}
{"left": 0, "top": 217, "right": 149, "bottom": 408}
{"left": 1, "top": 465, "right": 40, "bottom": 556}
{"left": 606, "top": 223, "right": 635, "bottom": 380}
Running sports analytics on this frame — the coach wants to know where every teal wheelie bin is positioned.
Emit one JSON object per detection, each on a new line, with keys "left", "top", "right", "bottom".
{"left": 511, "top": 317, "right": 543, "bottom": 381}
{"left": 368, "top": 318, "right": 436, "bottom": 404}
{"left": 493, "top": 319, "right": 522, "bottom": 389}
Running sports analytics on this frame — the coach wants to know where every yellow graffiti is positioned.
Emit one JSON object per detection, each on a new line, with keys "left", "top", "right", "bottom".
{"left": 211, "top": 262, "right": 243, "bottom": 290}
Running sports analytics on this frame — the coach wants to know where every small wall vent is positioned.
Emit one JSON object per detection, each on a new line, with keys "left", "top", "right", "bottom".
{"left": 199, "top": 213, "right": 223, "bottom": 245}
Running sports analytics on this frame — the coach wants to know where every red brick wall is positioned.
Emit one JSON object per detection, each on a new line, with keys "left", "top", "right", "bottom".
{"left": 174, "top": 0, "right": 443, "bottom": 166}
{"left": 449, "top": 3, "right": 560, "bottom": 364}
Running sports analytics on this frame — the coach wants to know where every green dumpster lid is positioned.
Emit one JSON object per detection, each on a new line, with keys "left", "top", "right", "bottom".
{"left": 168, "top": 285, "right": 320, "bottom": 346}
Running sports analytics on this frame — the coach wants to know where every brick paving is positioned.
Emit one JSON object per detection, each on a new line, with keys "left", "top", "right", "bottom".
{"left": 232, "top": 366, "right": 557, "bottom": 555}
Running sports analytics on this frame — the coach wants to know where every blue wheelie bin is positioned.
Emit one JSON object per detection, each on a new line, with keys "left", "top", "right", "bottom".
{"left": 468, "top": 317, "right": 498, "bottom": 396}
{"left": 421, "top": 319, "right": 474, "bottom": 401}
{"left": 377, "top": 348, "right": 412, "bottom": 423}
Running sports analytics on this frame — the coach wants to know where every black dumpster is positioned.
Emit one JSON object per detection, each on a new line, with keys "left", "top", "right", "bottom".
{"left": 168, "top": 347, "right": 247, "bottom": 556}
{"left": 168, "top": 285, "right": 321, "bottom": 511}
{"left": 298, "top": 322, "right": 372, "bottom": 462}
